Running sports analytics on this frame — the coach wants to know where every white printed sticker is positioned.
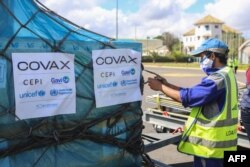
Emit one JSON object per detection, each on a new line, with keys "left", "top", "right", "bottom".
{"left": 92, "top": 49, "right": 142, "bottom": 108}
{"left": 12, "top": 53, "right": 76, "bottom": 120}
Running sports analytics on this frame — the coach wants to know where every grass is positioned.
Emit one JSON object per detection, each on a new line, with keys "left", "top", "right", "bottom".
{"left": 143, "top": 62, "right": 200, "bottom": 68}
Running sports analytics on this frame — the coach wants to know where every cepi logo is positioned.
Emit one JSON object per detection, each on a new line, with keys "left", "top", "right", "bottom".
{"left": 100, "top": 71, "right": 115, "bottom": 78}
{"left": 19, "top": 90, "right": 45, "bottom": 99}
{"left": 23, "top": 79, "right": 42, "bottom": 86}
{"left": 121, "top": 68, "right": 135, "bottom": 76}
{"left": 51, "top": 76, "right": 70, "bottom": 84}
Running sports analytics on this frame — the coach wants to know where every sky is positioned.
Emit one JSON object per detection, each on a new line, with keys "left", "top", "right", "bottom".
{"left": 39, "top": 0, "right": 250, "bottom": 40}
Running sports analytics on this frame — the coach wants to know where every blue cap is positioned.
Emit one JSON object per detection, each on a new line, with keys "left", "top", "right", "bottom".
{"left": 190, "top": 38, "right": 229, "bottom": 57}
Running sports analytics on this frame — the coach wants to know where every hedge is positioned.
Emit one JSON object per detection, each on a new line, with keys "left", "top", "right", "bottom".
{"left": 142, "top": 55, "right": 195, "bottom": 63}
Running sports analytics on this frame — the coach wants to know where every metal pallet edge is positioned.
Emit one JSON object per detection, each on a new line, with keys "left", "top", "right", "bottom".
{"left": 143, "top": 110, "right": 250, "bottom": 149}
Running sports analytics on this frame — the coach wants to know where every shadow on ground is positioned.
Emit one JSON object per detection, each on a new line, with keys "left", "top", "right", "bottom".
{"left": 169, "top": 162, "right": 193, "bottom": 167}
{"left": 152, "top": 159, "right": 193, "bottom": 167}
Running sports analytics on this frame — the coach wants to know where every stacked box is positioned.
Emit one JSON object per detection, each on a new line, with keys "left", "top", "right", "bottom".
{"left": 0, "top": 0, "right": 143, "bottom": 166}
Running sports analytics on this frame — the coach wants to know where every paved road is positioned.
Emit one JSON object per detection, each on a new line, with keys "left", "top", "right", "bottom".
{"left": 141, "top": 64, "right": 246, "bottom": 167}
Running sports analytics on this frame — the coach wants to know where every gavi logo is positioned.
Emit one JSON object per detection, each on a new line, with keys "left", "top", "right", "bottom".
{"left": 51, "top": 76, "right": 70, "bottom": 84}
{"left": 121, "top": 68, "right": 135, "bottom": 76}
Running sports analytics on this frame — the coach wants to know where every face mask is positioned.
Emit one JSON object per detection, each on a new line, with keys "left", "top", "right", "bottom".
{"left": 200, "top": 57, "right": 214, "bottom": 75}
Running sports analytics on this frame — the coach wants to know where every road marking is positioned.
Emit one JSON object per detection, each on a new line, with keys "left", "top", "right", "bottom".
{"left": 162, "top": 73, "right": 204, "bottom": 77}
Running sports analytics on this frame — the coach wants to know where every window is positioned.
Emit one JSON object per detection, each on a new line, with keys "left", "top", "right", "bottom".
{"left": 215, "top": 25, "right": 219, "bottom": 28}
{"left": 205, "top": 25, "right": 209, "bottom": 30}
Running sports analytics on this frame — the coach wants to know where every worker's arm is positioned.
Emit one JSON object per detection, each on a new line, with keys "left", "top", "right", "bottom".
{"left": 147, "top": 77, "right": 181, "bottom": 102}
{"left": 148, "top": 75, "right": 226, "bottom": 109}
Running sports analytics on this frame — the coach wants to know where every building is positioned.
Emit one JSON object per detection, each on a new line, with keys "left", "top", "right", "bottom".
{"left": 135, "top": 38, "right": 169, "bottom": 56}
{"left": 182, "top": 15, "right": 241, "bottom": 56}
{"left": 239, "top": 40, "right": 250, "bottom": 64}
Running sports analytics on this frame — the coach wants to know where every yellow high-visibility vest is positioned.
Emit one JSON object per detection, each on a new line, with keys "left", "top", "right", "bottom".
{"left": 234, "top": 59, "right": 239, "bottom": 67}
{"left": 227, "top": 58, "right": 233, "bottom": 67}
{"left": 177, "top": 66, "right": 238, "bottom": 159}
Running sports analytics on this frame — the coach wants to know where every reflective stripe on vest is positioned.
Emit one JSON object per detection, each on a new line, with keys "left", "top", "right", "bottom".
{"left": 186, "top": 136, "right": 237, "bottom": 148}
{"left": 196, "top": 118, "right": 238, "bottom": 127}
{"left": 178, "top": 67, "right": 238, "bottom": 159}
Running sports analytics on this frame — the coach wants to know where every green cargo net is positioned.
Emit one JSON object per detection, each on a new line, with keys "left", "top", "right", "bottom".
{"left": 0, "top": 0, "right": 153, "bottom": 166}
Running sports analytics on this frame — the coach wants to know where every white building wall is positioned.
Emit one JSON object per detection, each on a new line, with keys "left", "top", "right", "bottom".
{"left": 239, "top": 40, "right": 250, "bottom": 64}
{"left": 182, "top": 35, "right": 196, "bottom": 53}
{"left": 194, "top": 24, "right": 222, "bottom": 49}
{"left": 212, "top": 24, "right": 222, "bottom": 39}
{"left": 242, "top": 51, "right": 249, "bottom": 64}
{"left": 183, "top": 36, "right": 196, "bottom": 47}
{"left": 183, "top": 23, "right": 223, "bottom": 53}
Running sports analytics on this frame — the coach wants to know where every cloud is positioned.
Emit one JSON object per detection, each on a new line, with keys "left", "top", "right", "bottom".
{"left": 39, "top": 0, "right": 117, "bottom": 37}
{"left": 66, "top": 7, "right": 117, "bottom": 36}
{"left": 39, "top": 0, "right": 97, "bottom": 13}
{"left": 176, "top": 0, "right": 197, "bottom": 9}
{"left": 204, "top": 0, "right": 250, "bottom": 36}
{"left": 38, "top": 0, "right": 250, "bottom": 39}
{"left": 138, "top": 1, "right": 177, "bottom": 20}
{"left": 38, "top": 0, "right": 194, "bottom": 39}
{"left": 122, "top": 0, "right": 195, "bottom": 38}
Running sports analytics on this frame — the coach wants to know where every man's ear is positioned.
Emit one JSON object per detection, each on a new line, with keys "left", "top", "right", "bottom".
{"left": 211, "top": 52, "right": 216, "bottom": 60}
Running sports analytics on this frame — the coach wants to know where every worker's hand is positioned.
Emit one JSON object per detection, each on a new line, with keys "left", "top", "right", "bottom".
{"left": 147, "top": 77, "right": 163, "bottom": 91}
{"left": 154, "top": 76, "right": 168, "bottom": 85}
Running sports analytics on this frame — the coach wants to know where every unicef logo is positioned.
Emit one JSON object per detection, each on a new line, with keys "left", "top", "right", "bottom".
{"left": 113, "top": 81, "right": 118, "bottom": 87}
{"left": 130, "top": 68, "right": 135, "bottom": 75}
{"left": 63, "top": 76, "right": 70, "bottom": 83}
{"left": 38, "top": 90, "right": 45, "bottom": 97}
{"left": 19, "top": 90, "right": 45, "bottom": 99}
{"left": 97, "top": 81, "right": 118, "bottom": 89}
{"left": 50, "top": 89, "right": 58, "bottom": 96}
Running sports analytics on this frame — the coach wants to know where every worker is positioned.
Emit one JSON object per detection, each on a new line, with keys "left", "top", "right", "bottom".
{"left": 227, "top": 57, "right": 233, "bottom": 69}
{"left": 240, "top": 66, "right": 250, "bottom": 141}
{"left": 233, "top": 57, "right": 239, "bottom": 74}
{"left": 147, "top": 38, "right": 238, "bottom": 167}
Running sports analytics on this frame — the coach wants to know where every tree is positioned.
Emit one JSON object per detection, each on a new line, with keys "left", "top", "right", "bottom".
{"left": 149, "top": 51, "right": 158, "bottom": 63}
{"left": 222, "top": 32, "right": 244, "bottom": 59}
{"left": 155, "top": 32, "right": 180, "bottom": 52}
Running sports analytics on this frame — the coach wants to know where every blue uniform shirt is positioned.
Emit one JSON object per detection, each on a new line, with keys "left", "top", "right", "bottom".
{"left": 240, "top": 85, "right": 250, "bottom": 109}
{"left": 180, "top": 68, "right": 226, "bottom": 112}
